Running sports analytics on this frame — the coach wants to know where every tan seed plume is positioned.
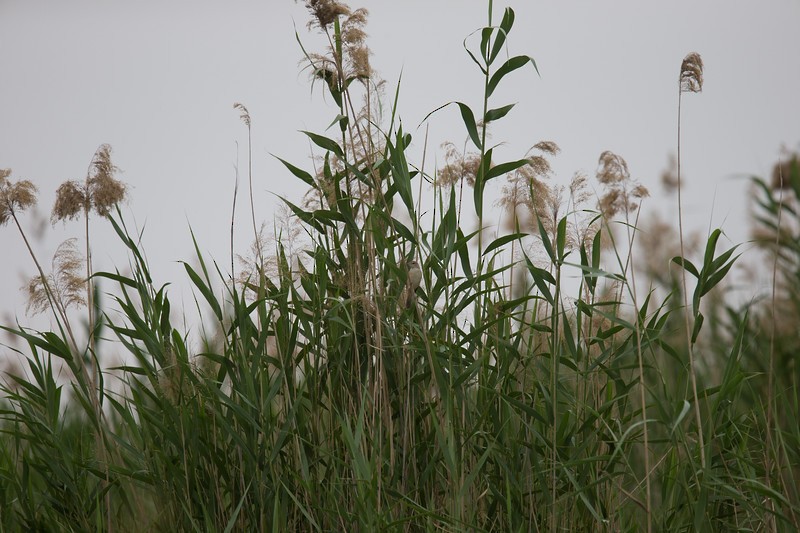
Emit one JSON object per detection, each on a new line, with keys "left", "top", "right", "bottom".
{"left": 679, "top": 52, "right": 704, "bottom": 93}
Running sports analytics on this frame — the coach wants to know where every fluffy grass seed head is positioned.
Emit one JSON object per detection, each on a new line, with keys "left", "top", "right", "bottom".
{"left": 0, "top": 169, "right": 38, "bottom": 226}
{"left": 680, "top": 52, "right": 704, "bottom": 93}
{"left": 437, "top": 142, "right": 482, "bottom": 188}
{"left": 52, "top": 144, "right": 126, "bottom": 223}
{"left": 597, "top": 150, "right": 630, "bottom": 185}
{"left": 88, "top": 144, "right": 126, "bottom": 216}
{"left": 596, "top": 151, "right": 649, "bottom": 219}
{"left": 52, "top": 180, "right": 88, "bottom": 223}
{"left": 771, "top": 152, "right": 799, "bottom": 190}
{"left": 89, "top": 170, "right": 126, "bottom": 216}
{"left": 533, "top": 140, "right": 560, "bottom": 156}
{"left": 233, "top": 102, "right": 251, "bottom": 128}
{"left": 25, "top": 238, "right": 86, "bottom": 315}
{"left": 498, "top": 141, "right": 569, "bottom": 255}
{"left": 569, "top": 171, "right": 591, "bottom": 206}
{"left": 303, "top": 0, "right": 350, "bottom": 29}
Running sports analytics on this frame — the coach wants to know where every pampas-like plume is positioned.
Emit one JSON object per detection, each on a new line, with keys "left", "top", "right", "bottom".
{"left": 303, "top": 0, "right": 350, "bottom": 29}
{"left": 679, "top": 52, "right": 704, "bottom": 93}
{"left": 596, "top": 151, "right": 649, "bottom": 219}
{"left": 51, "top": 144, "right": 126, "bottom": 224}
{"left": 233, "top": 102, "right": 251, "bottom": 127}
{"left": 437, "top": 142, "right": 482, "bottom": 188}
{"left": 0, "top": 169, "right": 38, "bottom": 226}
{"left": 25, "top": 238, "right": 86, "bottom": 315}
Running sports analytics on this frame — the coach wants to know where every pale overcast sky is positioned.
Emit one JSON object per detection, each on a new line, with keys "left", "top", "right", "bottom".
{"left": 2, "top": 1, "right": 799, "bottom": 333}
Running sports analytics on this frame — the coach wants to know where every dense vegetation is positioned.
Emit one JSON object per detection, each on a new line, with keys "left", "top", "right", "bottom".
{"left": 1, "top": 3, "right": 798, "bottom": 531}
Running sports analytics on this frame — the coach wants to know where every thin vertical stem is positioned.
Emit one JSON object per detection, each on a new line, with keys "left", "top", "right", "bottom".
{"left": 677, "top": 87, "right": 706, "bottom": 470}
{"left": 764, "top": 158, "right": 784, "bottom": 530}
{"left": 626, "top": 204, "right": 652, "bottom": 533}
{"left": 246, "top": 122, "right": 261, "bottom": 269}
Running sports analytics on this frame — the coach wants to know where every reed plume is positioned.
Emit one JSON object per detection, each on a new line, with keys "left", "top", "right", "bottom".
{"left": 676, "top": 51, "right": 705, "bottom": 472}
{"left": 25, "top": 238, "right": 86, "bottom": 316}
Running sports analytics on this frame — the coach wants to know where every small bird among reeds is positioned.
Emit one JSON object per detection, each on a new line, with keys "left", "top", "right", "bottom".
{"left": 401, "top": 259, "right": 422, "bottom": 310}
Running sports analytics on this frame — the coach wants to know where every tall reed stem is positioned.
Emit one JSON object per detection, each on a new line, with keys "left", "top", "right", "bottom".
{"left": 677, "top": 70, "right": 706, "bottom": 470}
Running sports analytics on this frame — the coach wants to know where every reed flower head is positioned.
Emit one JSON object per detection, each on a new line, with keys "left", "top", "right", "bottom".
{"left": 596, "top": 151, "right": 649, "bottom": 219}
{"left": 52, "top": 144, "right": 126, "bottom": 224}
{"left": 303, "top": 0, "right": 350, "bottom": 29}
{"left": 437, "top": 142, "right": 482, "bottom": 188}
{"left": 771, "top": 152, "right": 799, "bottom": 190}
{"left": 596, "top": 151, "right": 630, "bottom": 185}
{"left": 0, "top": 169, "right": 38, "bottom": 226}
{"left": 233, "top": 102, "right": 251, "bottom": 128}
{"left": 679, "top": 52, "right": 704, "bottom": 93}
{"left": 25, "top": 238, "right": 86, "bottom": 315}
{"left": 52, "top": 181, "right": 87, "bottom": 222}
{"left": 89, "top": 170, "right": 126, "bottom": 216}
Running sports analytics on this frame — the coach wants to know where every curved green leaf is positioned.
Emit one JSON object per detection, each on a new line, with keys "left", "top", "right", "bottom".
{"left": 488, "top": 55, "right": 539, "bottom": 97}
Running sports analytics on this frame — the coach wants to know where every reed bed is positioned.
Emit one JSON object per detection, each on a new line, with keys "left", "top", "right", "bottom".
{"left": 1, "top": 3, "right": 798, "bottom": 531}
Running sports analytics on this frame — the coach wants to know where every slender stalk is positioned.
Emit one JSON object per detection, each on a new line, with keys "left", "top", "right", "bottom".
{"left": 764, "top": 158, "right": 784, "bottom": 528}
{"left": 82, "top": 202, "right": 112, "bottom": 533}
{"left": 246, "top": 120, "right": 261, "bottom": 270}
{"left": 231, "top": 142, "right": 240, "bottom": 282}
{"left": 550, "top": 264, "right": 561, "bottom": 533}
{"left": 677, "top": 86, "right": 706, "bottom": 470}
{"left": 83, "top": 204, "right": 97, "bottom": 388}
{"left": 625, "top": 202, "right": 652, "bottom": 533}
{"left": 12, "top": 211, "right": 82, "bottom": 374}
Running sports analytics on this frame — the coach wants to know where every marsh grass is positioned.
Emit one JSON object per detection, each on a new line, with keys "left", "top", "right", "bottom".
{"left": 1, "top": 3, "right": 799, "bottom": 531}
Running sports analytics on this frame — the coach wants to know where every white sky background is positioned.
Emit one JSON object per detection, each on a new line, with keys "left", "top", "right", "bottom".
{"left": 1, "top": 1, "right": 799, "bottom": 346}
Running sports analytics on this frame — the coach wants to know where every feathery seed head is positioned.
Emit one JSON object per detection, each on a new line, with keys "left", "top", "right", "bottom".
{"left": 527, "top": 155, "right": 551, "bottom": 177}
{"left": 680, "top": 52, "right": 704, "bottom": 93}
{"left": 303, "top": 0, "right": 350, "bottom": 29}
{"left": 52, "top": 180, "right": 87, "bottom": 223}
{"left": 25, "top": 238, "right": 86, "bottom": 315}
{"left": 631, "top": 184, "right": 650, "bottom": 199}
{"left": 596, "top": 151, "right": 630, "bottom": 184}
{"left": 53, "top": 144, "right": 126, "bottom": 222}
{"left": 233, "top": 102, "right": 251, "bottom": 127}
{"left": 0, "top": 170, "right": 38, "bottom": 226}
{"left": 88, "top": 144, "right": 126, "bottom": 216}
{"left": 90, "top": 172, "right": 127, "bottom": 216}
{"left": 569, "top": 171, "right": 591, "bottom": 206}
{"left": 771, "top": 153, "right": 799, "bottom": 190}
{"left": 533, "top": 141, "right": 560, "bottom": 156}
{"left": 596, "top": 151, "right": 648, "bottom": 219}
{"left": 437, "top": 142, "right": 481, "bottom": 187}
